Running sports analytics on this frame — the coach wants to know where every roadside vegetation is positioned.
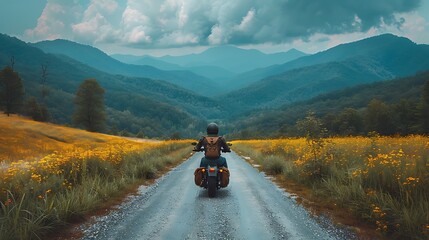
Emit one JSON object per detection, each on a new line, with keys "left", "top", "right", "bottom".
{"left": 0, "top": 115, "right": 192, "bottom": 240}
{"left": 227, "top": 77, "right": 429, "bottom": 239}
{"left": 233, "top": 134, "right": 428, "bottom": 239}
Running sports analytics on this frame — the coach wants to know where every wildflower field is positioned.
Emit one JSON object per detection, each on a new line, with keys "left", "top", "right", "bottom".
{"left": 0, "top": 115, "right": 193, "bottom": 239}
{"left": 233, "top": 136, "right": 429, "bottom": 239}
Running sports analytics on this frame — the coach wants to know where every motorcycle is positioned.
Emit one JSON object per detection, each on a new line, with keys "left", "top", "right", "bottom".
{"left": 192, "top": 142, "right": 231, "bottom": 198}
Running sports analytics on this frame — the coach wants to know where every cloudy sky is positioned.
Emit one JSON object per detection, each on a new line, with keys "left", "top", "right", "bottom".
{"left": 1, "top": 0, "right": 428, "bottom": 56}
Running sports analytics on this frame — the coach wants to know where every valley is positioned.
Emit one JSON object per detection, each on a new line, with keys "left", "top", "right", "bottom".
{"left": 1, "top": 31, "right": 429, "bottom": 240}
{"left": 2, "top": 33, "right": 429, "bottom": 139}
{"left": 2, "top": 1, "right": 429, "bottom": 239}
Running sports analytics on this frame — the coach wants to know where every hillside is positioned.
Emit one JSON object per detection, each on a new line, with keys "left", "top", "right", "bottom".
{"left": 0, "top": 34, "right": 219, "bottom": 138}
{"left": 222, "top": 56, "right": 395, "bottom": 113}
{"left": 111, "top": 55, "right": 236, "bottom": 82}
{"left": 227, "top": 71, "right": 429, "bottom": 138}
{"left": 0, "top": 113, "right": 194, "bottom": 240}
{"left": 0, "top": 114, "right": 152, "bottom": 162}
{"left": 32, "top": 39, "right": 222, "bottom": 96}
{"left": 222, "top": 34, "right": 429, "bottom": 113}
{"left": 228, "top": 34, "right": 429, "bottom": 90}
{"left": 123, "top": 56, "right": 182, "bottom": 71}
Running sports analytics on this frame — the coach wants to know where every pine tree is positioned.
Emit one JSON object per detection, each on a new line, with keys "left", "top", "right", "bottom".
{"left": 0, "top": 66, "right": 24, "bottom": 116}
{"left": 73, "top": 79, "right": 106, "bottom": 132}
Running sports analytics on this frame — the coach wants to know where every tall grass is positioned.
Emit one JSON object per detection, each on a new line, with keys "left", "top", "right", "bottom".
{"left": 0, "top": 142, "right": 192, "bottom": 240}
{"left": 233, "top": 136, "right": 429, "bottom": 239}
{"left": 0, "top": 114, "right": 194, "bottom": 239}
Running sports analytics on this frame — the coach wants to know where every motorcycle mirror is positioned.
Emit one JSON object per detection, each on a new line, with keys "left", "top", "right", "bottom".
{"left": 191, "top": 142, "right": 197, "bottom": 146}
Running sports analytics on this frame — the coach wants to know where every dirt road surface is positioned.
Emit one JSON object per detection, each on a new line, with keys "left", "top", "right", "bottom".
{"left": 81, "top": 152, "right": 356, "bottom": 240}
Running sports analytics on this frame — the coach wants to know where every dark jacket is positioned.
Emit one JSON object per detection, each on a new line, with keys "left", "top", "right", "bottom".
{"left": 194, "top": 135, "right": 231, "bottom": 158}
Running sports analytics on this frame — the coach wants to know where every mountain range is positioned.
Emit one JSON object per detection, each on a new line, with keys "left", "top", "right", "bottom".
{"left": 1, "top": 33, "right": 429, "bottom": 138}
{"left": 112, "top": 46, "right": 307, "bottom": 81}
{"left": 112, "top": 55, "right": 237, "bottom": 83}
{"left": 34, "top": 41, "right": 307, "bottom": 95}
{"left": 32, "top": 40, "right": 222, "bottom": 96}
{"left": 221, "top": 34, "right": 429, "bottom": 114}
{"left": 0, "top": 34, "right": 221, "bottom": 138}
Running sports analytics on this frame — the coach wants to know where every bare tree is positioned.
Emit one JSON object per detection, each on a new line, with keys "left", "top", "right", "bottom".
{"left": 40, "top": 64, "right": 49, "bottom": 102}
{"left": 10, "top": 56, "right": 15, "bottom": 71}
{"left": 37, "top": 64, "right": 50, "bottom": 121}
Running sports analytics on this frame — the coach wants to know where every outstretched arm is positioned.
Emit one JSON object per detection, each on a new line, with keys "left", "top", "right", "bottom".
{"left": 193, "top": 137, "right": 204, "bottom": 151}
{"left": 220, "top": 137, "right": 231, "bottom": 152}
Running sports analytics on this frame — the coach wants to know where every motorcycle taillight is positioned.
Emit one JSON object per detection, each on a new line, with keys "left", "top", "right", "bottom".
{"left": 209, "top": 168, "right": 215, "bottom": 173}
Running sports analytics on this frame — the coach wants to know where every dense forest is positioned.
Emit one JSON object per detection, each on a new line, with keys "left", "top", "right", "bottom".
{"left": 226, "top": 71, "right": 429, "bottom": 139}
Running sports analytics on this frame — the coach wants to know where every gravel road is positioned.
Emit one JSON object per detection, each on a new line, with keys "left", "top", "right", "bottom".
{"left": 81, "top": 151, "right": 356, "bottom": 240}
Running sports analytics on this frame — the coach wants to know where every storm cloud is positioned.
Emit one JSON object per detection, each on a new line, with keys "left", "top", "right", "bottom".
{"left": 26, "top": 0, "right": 422, "bottom": 48}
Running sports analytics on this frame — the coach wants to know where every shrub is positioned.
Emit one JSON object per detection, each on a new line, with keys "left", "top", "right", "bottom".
{"left": 263, "top": 155, "right": 285, "bottom": 175}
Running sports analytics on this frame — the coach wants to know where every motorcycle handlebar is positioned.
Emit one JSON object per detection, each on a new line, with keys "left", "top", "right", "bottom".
{"left": 193, "top": 149, "right": 231, "bottom": 153}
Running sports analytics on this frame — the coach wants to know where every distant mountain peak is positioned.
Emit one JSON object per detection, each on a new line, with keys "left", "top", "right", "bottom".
{"left": 335, "top": 33, "right": 414, "bottom": 49}
{"left": 39, "top": 38, "right": 75, "bottom": 44}
{"left": 366, "top": 33, "right": 413, "bottom": 42}
{"left": 35, "top": 39, "right": 100, "bottom": 51}
{"left": 286, "top": 48, "right": 304, "bottom": 54}
{"left": 157, "top": 45, "right": 306, "bottom": 73}
{"left": 202, "top": 45, "right": 263, "bottom": 55}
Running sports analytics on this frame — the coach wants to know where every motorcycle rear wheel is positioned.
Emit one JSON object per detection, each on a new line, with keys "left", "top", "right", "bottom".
{"left": 207, "top": 176, "right": 217, "bottom": 198}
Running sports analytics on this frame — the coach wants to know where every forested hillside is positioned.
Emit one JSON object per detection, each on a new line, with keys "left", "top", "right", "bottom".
{"left": 0, "top": 34, "right": 218, "bottom": 138}
{"left": 228, "top": 34, "right": 429, "bottom": 90}
{"left": 226, "top": 71, "right": 429, "bottom": 139}
{"left": 2, "top": 33, "right": 429, "bottom": 139}
{"left": 222, "top": 57, "right": 395, "bottom": 113}
{"left": 33, "top": 39, "right": 222, "bottom": 96}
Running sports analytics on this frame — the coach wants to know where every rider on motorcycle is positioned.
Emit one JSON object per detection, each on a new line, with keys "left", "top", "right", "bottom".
{"left": 193, "top": 122, "right": 231, "bottom": 168}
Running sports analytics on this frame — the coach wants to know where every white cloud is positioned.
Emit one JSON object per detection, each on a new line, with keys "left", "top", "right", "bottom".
{"left": 208, "top": 25, "right": 225, "bottom": 45}
{"left": 23, "top": 0, "right": 427, "bottom": 51}
{"left": 159, "top": 31, "right": 199, "bottom": 46}
{"left": 237, "top": 9, "right": 255, "bottom": 32}
{"left": 72, "top": 13, "right": 109, "bottom": 42}
{"left": 390, "top": 12, "right": 429, "bottom": 42}
{"left": 71, "top": 0, "right": 123, "bottom": 43}
{"left": 127, "top": 26, "right": 152, "bottom": 43}
{"left": 178, "top": 3, "right": 188, "bottom": 28}
{"left": 122, "top": 6, "right": 150, "bottom": 29}
{"left": 25, "top": 2, "right": 71, "bottom": 40}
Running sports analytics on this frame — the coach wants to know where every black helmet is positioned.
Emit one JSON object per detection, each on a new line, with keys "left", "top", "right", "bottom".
{"left": 206, "top": 122, "right": 219, "bottom": 135}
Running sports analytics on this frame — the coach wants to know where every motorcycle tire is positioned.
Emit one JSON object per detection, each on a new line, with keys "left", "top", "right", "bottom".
{"left": 207, "top": 176, "right": 217, "bottom": 198}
